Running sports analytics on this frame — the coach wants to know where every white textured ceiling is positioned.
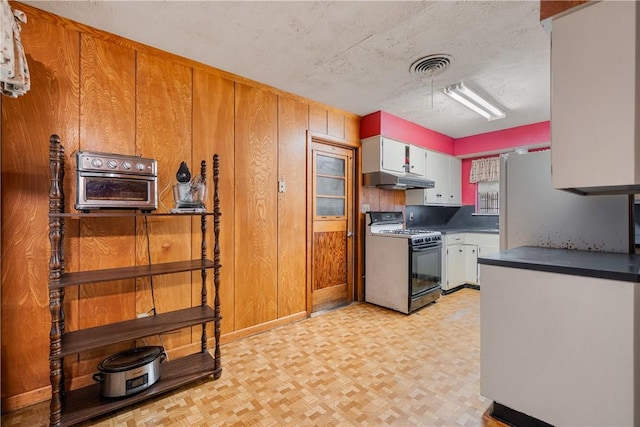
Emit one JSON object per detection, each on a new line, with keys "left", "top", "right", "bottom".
{"left": 22, "top": 1, "right": 551, "bottom": 139}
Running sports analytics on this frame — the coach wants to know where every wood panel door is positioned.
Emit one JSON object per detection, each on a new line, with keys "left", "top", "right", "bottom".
{"left": 309, "top": 141, "right": 354, "bottom": 313}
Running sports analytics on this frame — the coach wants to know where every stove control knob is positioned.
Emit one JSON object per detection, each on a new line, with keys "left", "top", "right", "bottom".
{"left": 121, "top": 161, "right": 131, "bottom": 170}
{"left": 136, "top": 162, "right": 146, "bottom": 171}
{"left": 91, "top": 158, "right": 103, "bottom": 168}
{"left": 106, "top": 160, "right": 118, "bottom": 169}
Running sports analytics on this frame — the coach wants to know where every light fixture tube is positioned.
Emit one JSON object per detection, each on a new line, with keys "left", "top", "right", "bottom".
{"left": 444, "top": 82, "right": 505, "bottom": 121}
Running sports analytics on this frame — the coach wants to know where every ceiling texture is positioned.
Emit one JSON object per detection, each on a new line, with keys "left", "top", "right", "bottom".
{"left": 23, "top": 1, "right": 551, "bottom": 139}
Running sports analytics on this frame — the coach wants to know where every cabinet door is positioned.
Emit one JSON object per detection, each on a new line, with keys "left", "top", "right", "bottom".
{"left": 446, "top": 244, "right": 465, "bottom": 289}
{"left": 425, "top": 150, "right": 449, "bottom": 204}
{"left": 408, "top": 145, "right": 426, "bottom": 177}
{"left": 448, "top": 157, "right": 462, "bottom": 205}
{"left": 463, "top": 244, "right": 478, "bottom": 284}
{"left": 551, "top": 1, "right": 639, "bottom": 190}
{"left": 381, "top": 137, "right": 407, "bottom": 174}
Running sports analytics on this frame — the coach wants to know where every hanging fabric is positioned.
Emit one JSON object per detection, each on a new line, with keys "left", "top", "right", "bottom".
{"left": 1, "top": 0, "right": 30, "bottom": 97}
{"left": 469, "top": 156, "right": 500, "bottom": 183}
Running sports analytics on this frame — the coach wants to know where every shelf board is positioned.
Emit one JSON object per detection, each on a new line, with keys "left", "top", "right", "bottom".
{"left": 53, "top": 306, "right": 217, "bottom": 358}
{"left": 50, "top": 259, "right": 217, "bottom": 288}
{"left": 49, "top": 211, "right": 215, "bottom": 218}
{"left": 57, "top": 351, "right": 220, "bottom": 427}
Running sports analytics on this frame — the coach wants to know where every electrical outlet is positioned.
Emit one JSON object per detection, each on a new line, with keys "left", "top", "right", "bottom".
{"left": 361, "top": 203, "right": 371, "bottom": 213}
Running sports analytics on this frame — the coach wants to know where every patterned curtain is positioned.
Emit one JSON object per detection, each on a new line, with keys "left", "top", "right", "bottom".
{"left": 469, "top": 156, "right": 500, "bottom": 183}
{"left": 1, "top": 0, "right": 30, "bottom": 97}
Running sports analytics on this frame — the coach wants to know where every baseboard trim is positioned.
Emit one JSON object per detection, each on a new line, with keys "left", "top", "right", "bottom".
{"left": 442, "top": 283, "right": 479, "bottom": 295}
{"left": 491, "top": 402, "right": 554, "bottom": 427}
{"left": 220, "top": 311, "right": 308, "bottom": 343}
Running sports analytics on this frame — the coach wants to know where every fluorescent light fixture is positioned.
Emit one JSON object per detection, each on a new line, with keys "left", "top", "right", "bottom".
{"left": 444, "top": 82, "right": 505, "bottom": 121}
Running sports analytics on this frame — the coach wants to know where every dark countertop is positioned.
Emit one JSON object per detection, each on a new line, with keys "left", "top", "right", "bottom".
{"left": 434, "top": 227, "right": 499, "bottom": 234}
{"left": 478, "top": 246, "right": 640, "bottom": 283}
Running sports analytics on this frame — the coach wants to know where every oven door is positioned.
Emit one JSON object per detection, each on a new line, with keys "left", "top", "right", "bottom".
{"left": 76, "top": 172, "right": 158, "bottom": 211}
{"left": 410, "top": 243, "right": 442, "bottom": 296}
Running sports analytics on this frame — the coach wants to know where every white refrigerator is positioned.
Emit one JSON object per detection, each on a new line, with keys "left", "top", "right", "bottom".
{"left": 499, "top": 150, "right": 630, "bottom": 253}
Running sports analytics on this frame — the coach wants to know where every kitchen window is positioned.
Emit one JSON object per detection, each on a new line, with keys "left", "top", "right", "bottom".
{"left": 470, "top": 156, "right": 500, "bottom": 215}
{"left": 477, "top": 181, "right": 499, "bottom": 214}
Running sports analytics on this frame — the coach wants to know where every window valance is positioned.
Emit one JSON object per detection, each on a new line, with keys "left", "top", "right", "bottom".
{"left": 469, "top": 156, "right": 500, "bottom": 183}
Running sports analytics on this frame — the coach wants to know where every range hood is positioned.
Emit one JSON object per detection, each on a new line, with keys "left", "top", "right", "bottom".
{"left": 363, "top": 171, "right": 435, "bottom": 190}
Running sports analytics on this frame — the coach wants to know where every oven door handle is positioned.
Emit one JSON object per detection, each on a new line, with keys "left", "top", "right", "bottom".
{"left": 412, "top": 243, "right": 443, "bottom": 251}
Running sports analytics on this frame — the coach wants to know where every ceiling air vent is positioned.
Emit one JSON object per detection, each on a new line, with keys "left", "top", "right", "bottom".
{"left": 409, "top": 54, "right": 452, "bottom": 77}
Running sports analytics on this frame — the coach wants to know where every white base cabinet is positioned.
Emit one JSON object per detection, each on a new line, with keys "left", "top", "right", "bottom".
{"left": 442, "top": 232, "right": 498, "bottom": 291}
{"left": 466, "top": 233, "right": 499, "bottom": 285}
{"left": 481, "top": 264, "right": 639, "bottom": 426}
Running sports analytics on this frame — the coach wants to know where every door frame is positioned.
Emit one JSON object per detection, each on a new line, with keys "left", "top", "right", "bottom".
{"left": 306, "top": 131, "right": 361, "bottom": 315}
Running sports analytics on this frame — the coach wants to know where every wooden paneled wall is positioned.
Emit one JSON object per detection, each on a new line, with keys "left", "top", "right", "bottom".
{"left": 0, "top": 2, "right": 359, "bottom": 410}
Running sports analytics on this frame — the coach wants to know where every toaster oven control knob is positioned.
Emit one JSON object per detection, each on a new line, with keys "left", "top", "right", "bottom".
{"left": 121, "top": 161, "right": 131, "bottom": 170}
{"left": 91, "top": 158, "right": 103, "bottom": 168}
{"left": 136, "top": 163, "right": 146, "bottom": 171}
{"left": 106, "top": 160, "right": 118, "bottom": 169}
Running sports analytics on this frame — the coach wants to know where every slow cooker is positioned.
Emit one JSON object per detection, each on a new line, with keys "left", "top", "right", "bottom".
{"left": 93, "top": 346, "right": 166, "bottom": 397}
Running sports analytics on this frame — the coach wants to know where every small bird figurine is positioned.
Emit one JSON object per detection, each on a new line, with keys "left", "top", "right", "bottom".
{"left": 176, "top": 161, "right": 191, "bottom": 183}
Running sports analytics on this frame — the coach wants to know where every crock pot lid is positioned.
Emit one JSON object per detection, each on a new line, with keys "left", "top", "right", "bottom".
{"left": 98, "top": 346, "right": 164, "bottom": 373}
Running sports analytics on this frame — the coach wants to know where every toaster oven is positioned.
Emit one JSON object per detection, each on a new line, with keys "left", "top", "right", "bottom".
{"left": 75, "top": 151, "right": 158, "bottom": 212}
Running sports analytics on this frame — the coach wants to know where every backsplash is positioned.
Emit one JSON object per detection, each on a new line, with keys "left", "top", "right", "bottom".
{"left": 405, "top": 205, "right": 499, "bottom": 229}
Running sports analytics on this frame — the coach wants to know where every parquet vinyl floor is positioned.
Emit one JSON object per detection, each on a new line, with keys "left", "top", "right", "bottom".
{"left": 3, "top": 288, "right": 505, "bottom": 426}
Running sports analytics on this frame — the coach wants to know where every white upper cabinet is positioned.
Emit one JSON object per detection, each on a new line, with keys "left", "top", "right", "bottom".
{"left": 362, "top": 136, "right": 405, "bottom": 174}
{"left": 406, "top": 150, "right": 461, "bottom": 206}
{"left": 362, "top": 136, "right": 427, "bottom": 177}
{"left": 408, "top": 145, "right": 426, "bottom": 177}
{"left": 551, "top": 1, "right": 640, "bottom": 194}
{"left": 379, "top": 137, "right": 407, "bottom": 174}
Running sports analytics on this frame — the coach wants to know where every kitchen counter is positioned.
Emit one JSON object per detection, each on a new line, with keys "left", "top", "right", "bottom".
{"left": 478, "top": 245, "right": 640, "bottom": 282}
{"left": 479, "top": 246, "right": 640, "bottom": 426}
{"left": 433, "top": 227, "right": 499, "bottom": 234}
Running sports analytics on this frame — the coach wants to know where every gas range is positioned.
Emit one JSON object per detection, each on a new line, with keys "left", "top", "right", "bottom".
{"left": 365, "top": 211, "right": 443, "bottom": 313}
{"left": 367, "top": 212, "right": 442, "bottom": 248}
{"left": 376, "top": 229, "right": 442, "bottom": 247}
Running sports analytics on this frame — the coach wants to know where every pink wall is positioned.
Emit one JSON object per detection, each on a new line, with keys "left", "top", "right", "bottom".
{"left": 360, "top": 111, "right": 455, "bottom": 154}
{"left": 455, "top": 121, "right": 550, "bottom": 157}
{"left": 360, "top": 111, "right": 551, "bottom": 207}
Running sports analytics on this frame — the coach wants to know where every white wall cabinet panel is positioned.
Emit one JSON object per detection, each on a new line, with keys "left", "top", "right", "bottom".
{"left": 551, "top": 1, "right": 640, "bottom": 194}
{"left": 408, "top": 144, "right": 426, "bottom": 177}
{"left": 380, "top": 137, "right": 407, "bottom": 174}
{"left": 406, "top": 150, "right": 461, "bottom": 206}
{"left": 362, "top": 136, "right": 406, "bottom": 174}
{"left": 362, "top": 136, "right": 428, "bottom": 177}
{"left": 448, "top": 156, "right": 461, "bottom": 205}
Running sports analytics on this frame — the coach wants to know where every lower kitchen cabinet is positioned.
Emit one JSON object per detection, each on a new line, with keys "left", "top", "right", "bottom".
{"left": 463, "top": 244, "right": 478, "bottom": 284}
{"left": 443, "top": 232, "right": 499, "bottom": 292}
{"left": 446, "top": 243, "right": 466, "bottom": 290}
{"left": 467, "top": 233, "right": 500, "bottom": 285}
